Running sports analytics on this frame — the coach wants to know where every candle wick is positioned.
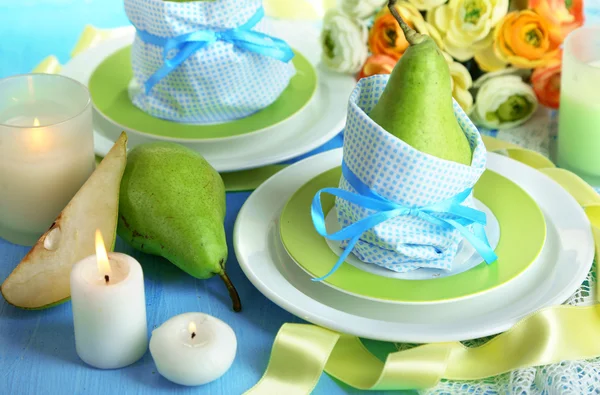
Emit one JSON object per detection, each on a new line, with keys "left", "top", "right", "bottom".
{"left": 191, "top": 332, "right": 196, "bottom": 339}
{"left": 104, "top": 275, "right": 110, "bottom": 284}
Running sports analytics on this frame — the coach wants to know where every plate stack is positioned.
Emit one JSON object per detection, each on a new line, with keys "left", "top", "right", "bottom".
{"left": 234, "top": 148, "right": 594, "bottom": 343}
{"left": 60, "top": 20, "right": 356, "bottom": 172}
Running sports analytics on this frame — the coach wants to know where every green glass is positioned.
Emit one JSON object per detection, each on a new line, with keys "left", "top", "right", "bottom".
{"left": 558, "top": 26, "right": 600, "bottom": 185}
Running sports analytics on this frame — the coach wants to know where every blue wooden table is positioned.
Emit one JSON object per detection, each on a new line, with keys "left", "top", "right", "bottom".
{"left": 0, "top": 1, "right": 402, "bottom": 394}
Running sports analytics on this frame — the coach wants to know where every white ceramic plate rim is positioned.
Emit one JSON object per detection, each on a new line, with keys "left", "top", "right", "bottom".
{"left": 234, "top": 148, "right": 594, "bottom": 342}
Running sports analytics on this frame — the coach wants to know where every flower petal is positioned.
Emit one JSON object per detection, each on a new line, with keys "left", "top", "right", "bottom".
{"left": 449, "top": 61, "right": 473, "bottom": 90}
{"left": 406, "top": 0, "right": 447, "bottom": 11}
{"left": 531, "top": 59, "right": 562, "bottom": 109}
{"left": 341, "top": 0, "right": 387, "bottom": 20}
{"left": 444, "top": 40, "right": 476, "bottom": 61}
{"left": 426, "top": 4, "right": 451, "bottom": 34}
{"left": 453, "top": 86, "right": 474, "bottom": 114}
{"left": 474, "top": 41, "right": 509, "bottom": 72}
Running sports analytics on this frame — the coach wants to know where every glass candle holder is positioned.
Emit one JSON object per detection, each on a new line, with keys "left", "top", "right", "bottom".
{"left": 0, "top": 74, "right": 95, "bottom": 246}
{"left": 557, "top": 27, "right": 600, "bottom": 185}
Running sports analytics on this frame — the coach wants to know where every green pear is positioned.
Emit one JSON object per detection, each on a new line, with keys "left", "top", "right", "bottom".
{"left": 117, "top": 142, "right": 241, "bottom": 312}
{"left": 368, "top": 0, "right": 472, "bottom": 165}
{"left": 1, "top": 133, "right": 128, "bottom": 309}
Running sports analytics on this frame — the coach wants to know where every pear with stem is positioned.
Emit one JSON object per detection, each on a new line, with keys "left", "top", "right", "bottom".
{"left": 369, "top": 0, "right": 472, "bottom": 165}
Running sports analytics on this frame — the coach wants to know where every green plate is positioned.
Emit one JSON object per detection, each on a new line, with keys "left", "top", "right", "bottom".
{"left": 88, "top": 46, "right": 317, "bottom": 140}
{"left": 279, "top": 167, "right": 547, "bottom": 303}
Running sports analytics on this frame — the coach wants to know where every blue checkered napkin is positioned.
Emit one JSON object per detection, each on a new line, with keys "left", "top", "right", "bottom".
{"left": 335, "top": 74, "right": 487, "bottom": 273}
{"left": 124, "top": 0, "right": 295, "bottom": 124}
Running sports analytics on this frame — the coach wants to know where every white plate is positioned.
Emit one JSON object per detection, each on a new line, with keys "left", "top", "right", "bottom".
{"left": 60, "top": 21, "right": 356, "bottom": 173}
{"left": 234, "top": 149, "right": 594, "bottom": 343}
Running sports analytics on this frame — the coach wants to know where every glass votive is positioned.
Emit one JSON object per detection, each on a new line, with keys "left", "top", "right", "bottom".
{"left": 557, "top": 26, "right": 600, "bottom": 185}
{"left": 0, "top": 74, "right": 95, "bottom": 246}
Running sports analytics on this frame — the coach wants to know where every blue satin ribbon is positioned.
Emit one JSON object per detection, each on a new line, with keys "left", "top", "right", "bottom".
{"left": 310, "top": 162, "right": 498, "bottom": 281}
{"left": 134, "top": 7, "right": 295, "bottom": 94}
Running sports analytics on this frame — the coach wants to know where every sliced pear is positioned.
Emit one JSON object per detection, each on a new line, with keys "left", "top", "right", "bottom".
{"left": 1, "top": 132, "right": 128, "bottom": 309}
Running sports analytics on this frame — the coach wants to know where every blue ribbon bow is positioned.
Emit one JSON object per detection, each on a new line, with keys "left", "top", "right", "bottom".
{"left": 135, "top": 7, "right": 295, "bottom": 94}
{"left": 311, "top": 162, "right": 498, "bottom": 281}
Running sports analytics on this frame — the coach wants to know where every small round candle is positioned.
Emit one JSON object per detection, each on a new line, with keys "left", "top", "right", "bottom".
{"left": 149, "top": 312, "right": 237, "bottom": 386}
{"left": 70, "top": 230, "right": 148, "bottom": 369}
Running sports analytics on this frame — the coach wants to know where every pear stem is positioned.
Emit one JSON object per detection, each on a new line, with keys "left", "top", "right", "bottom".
{"left": 387, "top": 0, "right": 425, "bottom": 46}
{"left": 220, "top": 272, "right": 242, "bottom": 312}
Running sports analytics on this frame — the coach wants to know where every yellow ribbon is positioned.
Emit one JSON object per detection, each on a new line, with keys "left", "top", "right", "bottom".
{"left": 245, "top": 136, "right": 600, "bottom": 394}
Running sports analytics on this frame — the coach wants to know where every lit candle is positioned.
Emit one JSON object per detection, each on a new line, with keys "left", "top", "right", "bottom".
{"left": 70, "top": 230, "right": 148, "bottom": 369}
{"left": 149, "top": 312, "right": 237, "bottom": 386}
{"left": 0, "top": 74, "right": 95, "bottom": 246}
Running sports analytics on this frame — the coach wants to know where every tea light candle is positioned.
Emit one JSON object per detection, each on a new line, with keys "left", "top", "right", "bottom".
{"left": 0, "top": 74, "right": 95, "bottom": 246}
{"left": 70, "top": 230, "right": 148, "bottom": 369}
{"left": 149, "top": 312, "right": 237, "bottom": 386}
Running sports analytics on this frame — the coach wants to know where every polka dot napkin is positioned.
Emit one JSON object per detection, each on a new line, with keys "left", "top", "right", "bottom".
{"left": 124, "top": 0, "right": 295, "bottom": 124}
{"left": 335, "top": 74, "right": 488, "bottom": 273}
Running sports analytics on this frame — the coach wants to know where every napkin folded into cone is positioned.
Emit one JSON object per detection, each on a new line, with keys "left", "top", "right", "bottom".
{"left": 334, "top": 75, "right": 489, "bottom": 273}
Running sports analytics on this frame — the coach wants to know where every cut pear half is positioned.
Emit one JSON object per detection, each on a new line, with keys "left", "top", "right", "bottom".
{"left": 1, "top": 132, "right": 128, "bottom": 309}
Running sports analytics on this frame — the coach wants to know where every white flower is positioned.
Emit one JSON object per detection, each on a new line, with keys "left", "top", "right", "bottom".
{"left": 471, "top": 72, "right": 538, "bottom": 130}
{"left": 321, "top": 10, "right": 369, "bottom": 74}
{"left": 427, "top": 0, "right": 509, "bottom": 61}
{"left": 406, "top": 0, "right": 447, "bottom": 11}
{"left": 341, "top": 0, "right": 387, "bottom": 20}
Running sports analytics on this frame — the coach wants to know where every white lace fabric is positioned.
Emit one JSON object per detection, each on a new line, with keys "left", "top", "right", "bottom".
{"left": 418, "top": 269, "right": 599, "bottom": 395}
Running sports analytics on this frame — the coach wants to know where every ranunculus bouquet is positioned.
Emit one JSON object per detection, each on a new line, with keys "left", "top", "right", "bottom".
{"left": 320, "top": 0, "right": 584, "bottom": 129}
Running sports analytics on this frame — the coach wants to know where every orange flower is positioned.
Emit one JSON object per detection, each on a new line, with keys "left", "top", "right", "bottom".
{"left": 529, "top": 0, "right": 584, "bottom": 45}
{"left": 494, "top": 10, "right": 560, "bottom": 69}
{"left": 357, "top": 54, "right": 398, "bottom": 80}
{"left": 368, "top": 12, "right": 413, "bottom": 60}
{"left": 531, "top": 50, "right": 562, "bottom": 109}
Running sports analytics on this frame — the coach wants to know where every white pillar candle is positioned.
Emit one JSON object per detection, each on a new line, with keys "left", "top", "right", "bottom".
{"left": 70, "top": 231, "right": 148, "bottom": 369}
{"left": 149, "top": 312, "right": 237, "bottom": 386}
{"left": 0, "top": 74, "right": 95, "bottom": 246}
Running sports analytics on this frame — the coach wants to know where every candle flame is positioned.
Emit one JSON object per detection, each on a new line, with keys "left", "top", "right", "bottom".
{"left": 27, "top": 117, "right": 48, "bottom": 152}
{"left": 95, "top": 229, "right": 112, "bottom": 279}
{"left": 188, "top": 321, "right": 197, "bottom": 335}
